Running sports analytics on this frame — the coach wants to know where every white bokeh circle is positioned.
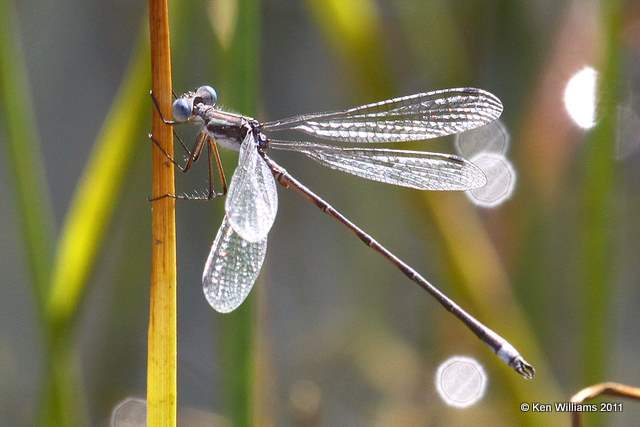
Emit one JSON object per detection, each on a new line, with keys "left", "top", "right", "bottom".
{"left": 466, "top": 152, "right": 516, "bottom": 208}
{"left": 110, "top": 397, "right": 146, "bottom": 427}
{"left": 564, "top": 66, "right": 598, "bottom": 129}
{"left": 455, "top": 120, "right": 510, "bottom": 158}
{"left": 435, "top": 356, "right": 487, "bottom": 408}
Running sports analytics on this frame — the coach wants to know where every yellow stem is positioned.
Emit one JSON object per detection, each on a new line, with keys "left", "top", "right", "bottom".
{"left": 147, "top": 0, "right": 177, "bottom": 425}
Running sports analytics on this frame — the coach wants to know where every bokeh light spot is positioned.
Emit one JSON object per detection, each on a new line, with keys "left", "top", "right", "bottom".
{"left": 616, "top": 105, "right": 640, "bottom": 160}
{"left": 564, "top": 66, "right": 598, "bottom": 129}
{"left": 111, "top": 397, "right": 146, "bottom": 427}
{"left": 455, "top": 120, "right": 510, "bottom": 157}
{"left": 467, "top": 153, "right": 516, "bottom": 208}
{"left": 435, "top": 356, "right": 487, "bottom": 408}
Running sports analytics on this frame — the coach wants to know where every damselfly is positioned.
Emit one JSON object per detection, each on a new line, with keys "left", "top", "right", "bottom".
{"left": 150, "top": 86, "right": 535, "bottom": 379}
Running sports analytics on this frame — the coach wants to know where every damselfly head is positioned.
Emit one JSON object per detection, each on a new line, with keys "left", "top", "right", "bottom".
{"left": 195, "top": 85, "right": 218, "bottom": 106}
{"left": 171, "top": 86, "right": 217, "bottom": 122}
{"left": 172, "top": 97, "right": 193, "bottom": 122}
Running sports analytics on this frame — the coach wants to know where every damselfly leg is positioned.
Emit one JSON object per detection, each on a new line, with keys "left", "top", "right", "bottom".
{"left": 209, "top": 138, "right": 228, "bottom": 195}
{"left": 150, "top": 90, "right": 177, "bottom": 125}
{"left": 149, "top": 91, "right": 226, "bottom": 201}
{"left": 150, "top": 90, "right": 196, "bottom": 157}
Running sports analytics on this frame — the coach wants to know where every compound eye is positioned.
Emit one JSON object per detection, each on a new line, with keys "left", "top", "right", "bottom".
{"left": 172, "top": 98, "right": 192, "bottom": 122}
{"left": 196, "top": 85, "right": 218, "bottom": 105}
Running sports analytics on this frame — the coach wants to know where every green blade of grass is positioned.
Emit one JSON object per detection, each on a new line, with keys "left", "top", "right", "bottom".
{"left": 38, "top": 33, "right": 150, "bottom": 427}
{"left": 306, "top": 0, "right": 391, "bottom": 99}
{"left": 581, "top": 0, "right": 621, "bottom": 390}
{"left": 46, "top": 35, "right": 150, "bottom": 329}
{"left": 217, "top": 0, "right": 260, "bottom": 111}
{"left": 38, "top": 330, "right": 79, "bottom": 427}
{"left": 0, "top": 0, "right": 54, "bottom": 310}
{"left": 212, "top": 0, "right": 260, "bottom": 425}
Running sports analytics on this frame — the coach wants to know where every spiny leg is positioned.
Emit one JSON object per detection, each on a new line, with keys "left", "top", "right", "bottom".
{"left": 148, "top": 134, "right": 224, "bottom": 202}
{"left": 184, "top": 132, "right": 207, "bottom": 173}
{"left": 148, "top": 126, "right": 195, "bottom": 171}
{"left": 148, "top": 192, "right": 215, "bottom": 202}
{"left": 149, "top": 89, "right": 195, "bottom": 164}
{"left": 173, "top": 130, "right": 193, "bottom": 161}
{"left": 209, "top": 138, "right": 228, "bottom": 196}
{"left": 148, "top": 133, "right": 212, "bottom": 201}
{"left": 148, "top": 133, "right": 188, "bottom": 172}
{"left": 150, "top": 90, "right": 176, "bottom": 125}
{"left": 203, "top": 137, "right": 214, "bottom": 199}
{"left": 201, "top": 136, "right": 227, "bottom": 199}
{"left": 147, "top": 128, "right": 206, "bottom": 173}
{"left": 148, "top": 91, "right": 219, "bottom": 202}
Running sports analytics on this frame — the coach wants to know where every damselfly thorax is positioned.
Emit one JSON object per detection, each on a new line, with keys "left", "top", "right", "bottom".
{"left": 180, "top": 94, "right": 260, "bottom": 152}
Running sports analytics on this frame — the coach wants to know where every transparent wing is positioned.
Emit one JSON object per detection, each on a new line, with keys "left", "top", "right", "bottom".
{"left": 270, "top": 141, "right": 487, "bottom": 191}
{"left": 202, "top": 215, "right": 267, "bottom": 313}
{"left": 262, "top": 88, "right": 502, "bottom": 143}
{"left": 225, "top": 133, "right": 278, "bottom": 242}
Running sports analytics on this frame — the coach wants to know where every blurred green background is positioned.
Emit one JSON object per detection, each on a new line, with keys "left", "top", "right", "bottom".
{"left": 1, "top": 0, "right": 639, "bottom": 426}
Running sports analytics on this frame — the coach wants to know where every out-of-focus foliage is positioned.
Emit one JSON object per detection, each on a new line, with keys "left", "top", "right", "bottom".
{"left": 0, "top": 0, "right": 53, "bottom": 309}
{"left": 1, "top": 10, "right": 150, "bottom": 426}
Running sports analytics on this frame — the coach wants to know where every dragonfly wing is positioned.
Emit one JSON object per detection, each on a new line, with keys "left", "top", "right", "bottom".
{"left": 270, "top": 141, "right": 487, "bottom": 191}
{"left": 225, "top": 133, "right": 278, "bottom": 242}
{"left": 262, "top": 88, "right": 502, "bottom": 143}
{"left": 202, "top": 215, "right": 267, "bottom": 313}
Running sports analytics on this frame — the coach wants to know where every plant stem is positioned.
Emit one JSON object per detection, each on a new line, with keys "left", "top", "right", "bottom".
{"left": 37, "top": 33, "right": 150, "bottom": 427}
{"left": 38, "top": 331, "right": 78, "bottom": 427}
{"left": 47, "top": 33, "right": 150, "bottom": 328}
{"left": 581, "top": 0, "right": 621, "bottom": 392}
{"left": 147, "top": 0, "right": 177, "bottom": 426}
{"left": 0, "top": 0, "right": 54, "bottom": 313}
{"left": 216, "top": 0, "right": 260, "bottom": 425}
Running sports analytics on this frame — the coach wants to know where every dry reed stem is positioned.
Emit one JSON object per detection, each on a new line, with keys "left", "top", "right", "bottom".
{"left": 570, "top": 382, "right": 640, "bottom": 427}
{"left": 147, "top": 0, "right": 177, "bottom": 425}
